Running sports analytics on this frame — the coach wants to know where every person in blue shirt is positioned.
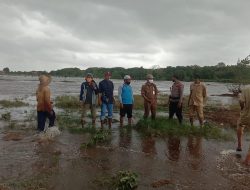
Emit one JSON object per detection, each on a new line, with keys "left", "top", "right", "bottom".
{"left": 118, "top": 75, "right": 134, "bottom": 126}
{"left": 98, "top": 72, "right": 114, "bottom": 128}
{"left": 80, "top": 73, "right": 99, "bottom": 127}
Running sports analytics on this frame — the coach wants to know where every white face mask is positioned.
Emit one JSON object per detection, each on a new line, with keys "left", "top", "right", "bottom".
{"left": 148, "top": 79, "right": 154, "bottom": 83}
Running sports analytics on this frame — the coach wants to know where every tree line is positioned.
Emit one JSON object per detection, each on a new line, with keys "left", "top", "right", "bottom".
{"left": 2, "top": 62, "right": 250, "bottom": 83}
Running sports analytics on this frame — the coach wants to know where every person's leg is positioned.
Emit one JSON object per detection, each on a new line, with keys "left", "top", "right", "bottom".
{"left": 37, "top": 111, "right": 46, "bottom": 131}
{"left": 189, "top": 106, "right": 195, "bottom": 126}
{"left": 81, "top": 103, "right": 89, "bottom": 127}
{"left": 168, "top": 101, "right": 176, "bottom": 119}
{"left": 100, "top": 103, "right": 107, "bottom": 128}
{"left": 120, "top": 105, "right": 126, "bottom": 127}
{"left": 176, "top": 103, "right": 183, "bottom": 124}
{"left": 127, "top": 104, "right": 133, "bottom": 125}
{"left": 107, "top": 104, "right": 113, "bottom": 128}
{"left": 91, "top": 104, "right": 96, "bottom": 126}
{"left": 196, "top": 106, "right": 204, "bottom": 127}
{"left": 48, "top": 109, "right": 56, "bottom": 127}
{"left": 143, "top": 101, "right": 150, "bottom": 119}
{"left": 151, "top": 103, "right": 157, "bottom": 120}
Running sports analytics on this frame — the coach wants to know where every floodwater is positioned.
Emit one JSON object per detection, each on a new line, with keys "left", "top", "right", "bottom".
{"left": 1, "top": 75, "right": 250, "bottom": 190}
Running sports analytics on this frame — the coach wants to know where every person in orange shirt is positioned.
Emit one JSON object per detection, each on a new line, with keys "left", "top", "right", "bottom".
{"left": 36, "top": 75, "right": 55, "bottom": 132}
{"left": 188, "top": 75, "right": 207, "bottom": 127}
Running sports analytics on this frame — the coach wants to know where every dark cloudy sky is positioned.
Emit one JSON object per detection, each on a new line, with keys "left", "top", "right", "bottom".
{"left": 0, "top": 0, "right": 250, "bottom": 71}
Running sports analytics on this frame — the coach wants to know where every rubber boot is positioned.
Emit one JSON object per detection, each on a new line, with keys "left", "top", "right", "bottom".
{"left": 92, "top": 119, "right": 96, "bottom": 127}
{"left": 108, "top": 118, "right": 112, "bottom": 128}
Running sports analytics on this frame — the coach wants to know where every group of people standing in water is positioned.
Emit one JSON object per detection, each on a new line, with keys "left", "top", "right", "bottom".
{"left": 35, "top": 71, "right": 250, "bottom": 164}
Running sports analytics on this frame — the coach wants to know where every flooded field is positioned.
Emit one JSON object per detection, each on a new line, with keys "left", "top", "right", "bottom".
{"left": 0, "top": 75, "right": 250, "bottom": 190}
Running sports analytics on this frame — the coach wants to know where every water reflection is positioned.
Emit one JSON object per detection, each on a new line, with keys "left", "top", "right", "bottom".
{"left": 186, "top": 137, "right": 203, "bottom": 170}
{"left": 141, "top": 136, "right": 157, "bottom": 155}
{"left": 118, "top": 127, "right": 132, "bottom": 149}
{"left": 166, "top": 136, "right": 181, "bottom": 161}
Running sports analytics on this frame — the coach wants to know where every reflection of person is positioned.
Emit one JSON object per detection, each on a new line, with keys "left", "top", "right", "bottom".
{"left": 99, "top": 72, "right": 114, "bottom": 128}
{"left": 79, "top": 73, "right": 99, "bottom": 127}
{"left": 118, "top": 75, "right": 134, "bottom": 126}
{"left": 169, "top": 74, "right": 184, "bottom": 124}
{"left": 36, "top": 75, "right": 55, "bottom": 132}
{"left": 141, "top": 74, "right": 159, "bottom": 119}
{"left": 119, "top": 127, "right": 132, "bottom": 149}
{"left": 236, "top": 88, "right": 250, "bottom": 162}
{"left": 187, "top": 136, "right": 202, "bottom": 158}
{"left": 141, "top": 136, "right": 157, "bottom": 155}
{"left": 166, "top": 136, "right": 180, "bottom": 161}
{"left": 188, "top": 75, "right": 207, "bottom": 127}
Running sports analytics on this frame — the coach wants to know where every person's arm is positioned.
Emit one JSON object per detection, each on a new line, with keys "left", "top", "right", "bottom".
{"left": 239, "top": 91, "right": 245, "bottom": 110}
{"left": 141, "top": 85, "right": 150, "bottom": 103}
{"left": 118, "top": 85, "right": 122, "bottom": 103}
{"left": 44, "top": 87, "right": 52, "bottom": 113}
{"left": 98, "top": 82, "right": 103, "bottom": 105}
{"left": 188, "top": 85, "right": 192, "bottom": 106}
{"left": 79, "top": 83, "right": 84, "bottom": 101}
{"left": 202, "top": 84, "right": 207, "bottom": 105}
{"left": 178, "top": 84, "right": 184, "bottom": 107}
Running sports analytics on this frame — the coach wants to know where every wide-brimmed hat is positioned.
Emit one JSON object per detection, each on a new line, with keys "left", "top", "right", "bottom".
{"left": 39, "top": 75, "right": 51, "bottom": 86}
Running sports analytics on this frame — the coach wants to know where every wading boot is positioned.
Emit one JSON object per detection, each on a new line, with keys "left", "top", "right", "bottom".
{"left": 92, "top": 119, "right": 96, "bottom": 127}
{"left": 120, "top": 117, "right": 124, "bottom": 127}
{"left": 101, "top": 120, "right": 104, "bottom": 129}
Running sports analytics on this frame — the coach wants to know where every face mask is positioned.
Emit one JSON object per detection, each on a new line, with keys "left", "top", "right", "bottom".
{"left": 125, "top": 82, "right": 131, "bottom": 85}
{"left": 148, "top": 79, "right": 154, "bottom": 83}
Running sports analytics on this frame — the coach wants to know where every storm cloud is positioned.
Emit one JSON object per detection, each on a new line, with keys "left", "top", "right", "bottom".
{"left": 0, "top": 0, "right": 250, "bottom": 71}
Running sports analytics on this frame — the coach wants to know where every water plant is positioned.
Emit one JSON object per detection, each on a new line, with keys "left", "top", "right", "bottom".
{"left": 55, "top": 95, "right": 79, "bottom": 109}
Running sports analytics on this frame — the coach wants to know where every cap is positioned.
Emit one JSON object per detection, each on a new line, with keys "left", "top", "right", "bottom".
{"left": 86, "top": 73, "right": 93, "bottom": 78}
{"left": 124, "top": 75, "right": 131, "bottom": 80}
{"left": 146, "top": 74, "right": 154, "bottom": 79}
{"left": 105, "top": 72, "right": 112, "bottom": 76}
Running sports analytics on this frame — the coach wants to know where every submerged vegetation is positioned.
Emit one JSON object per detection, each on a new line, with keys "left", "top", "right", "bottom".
{"left": 0, "top": 99, "right": 28, "bottom": 108}
{"left": 93, "top": 170, "right": 138, "bottom": 190}
{"left": 135, "top": 117, "right": 233, "bottom": 140}
{"left": 81, "top": 129, "right": 112, "bottom": 148}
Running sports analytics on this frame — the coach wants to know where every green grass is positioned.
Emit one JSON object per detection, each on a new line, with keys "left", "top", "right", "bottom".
{"left": 0, "top": 99, "right": 28, "bottom": 108}
{"left": 57, "top": 112, "right": 82, "bottom": 129}
{"left": 135, "top": 117, "right": 233, "bottom": 140}
{"left": 55, "top": 95, "right": 79, "bottom": 109}
{"left": 68, "top": 126, "right": 97, "bottom": 134}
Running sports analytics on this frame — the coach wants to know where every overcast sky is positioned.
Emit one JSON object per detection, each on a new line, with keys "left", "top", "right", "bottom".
{"left": 0, "top": 0, "right": 250, "bottom": 71}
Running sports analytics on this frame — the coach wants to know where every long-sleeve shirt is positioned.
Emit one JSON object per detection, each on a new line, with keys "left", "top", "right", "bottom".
{"left": 239, "top": 88, "right": 250, "bottom": 119}
{"left": 141, "top": 82, "right": 159, "bottom": 102}
{"left": 36, "top": 86, "right": 52, "bottom": 112}
{"left": 189, "top": 82, "right": 207, "bottom": 106}
{"left": 118, "top": 84, "right": 134, "bottom": 104}
{"left": 80, "top": 81, "right": 98, "bottom": 105}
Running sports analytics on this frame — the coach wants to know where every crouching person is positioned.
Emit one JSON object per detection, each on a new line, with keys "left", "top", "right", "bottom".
{"left": 80, "top": 73, "right": 99, "bottom": 127}
{"left": 36, "top": 75, "right": 56, "bottom": 132}
{"left": 118, "top": 75, "right": 134, "bottom": 126}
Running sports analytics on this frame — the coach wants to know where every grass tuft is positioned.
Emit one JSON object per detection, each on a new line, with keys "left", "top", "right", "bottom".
{"left": 0, "top": 99, "right": 28, "bottom": 108}
{"left": 135, "top": 117, "right": 233, "bottom": 140}
{"left": 55, "top": 95, "right": 79, "bottom": 109}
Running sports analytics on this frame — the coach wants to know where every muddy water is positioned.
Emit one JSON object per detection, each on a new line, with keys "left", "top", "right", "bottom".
{"left": 1, "top": 75, "right": 250, "bottom": 189}
{"left": 1, "top": 120, "right": 250, "bottom": 189}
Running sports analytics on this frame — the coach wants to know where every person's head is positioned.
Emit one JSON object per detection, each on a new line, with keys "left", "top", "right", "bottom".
{"left": 123, "top": 75, "right": 131, "bottom": 85}
{"left": 193, "top": 74, "right": 200, "bottom": 83}
{"left": 104, "top": 71, "right": 112, "bottom": 80}
{"left": 146, "top": 74, "right": 154, "bottom": 83}
{"left": 85, "top": 73, "right": 93, "bottom": 83}
{"left": 39, "top": 75, "right": 51, "bottom": 87}
{"left": 172, "top": 74, "right": 179, "bottom": 82}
